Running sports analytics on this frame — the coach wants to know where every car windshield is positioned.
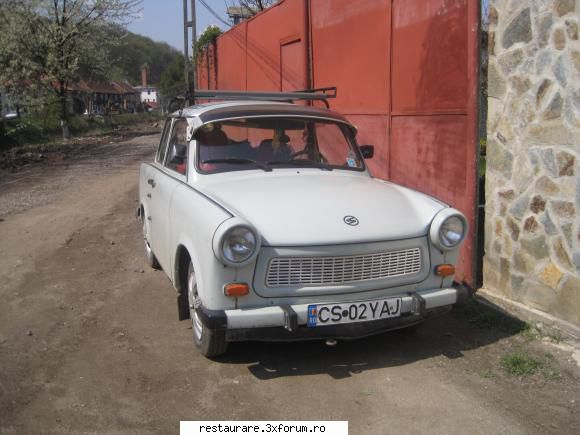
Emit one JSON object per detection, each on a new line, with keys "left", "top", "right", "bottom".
{"left": 195, "top": 117, "right": 364, "bottom": 173}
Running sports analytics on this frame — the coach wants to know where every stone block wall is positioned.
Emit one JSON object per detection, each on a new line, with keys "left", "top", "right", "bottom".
{"left": 485, "top": 0, "right": 580, "bottom": 326}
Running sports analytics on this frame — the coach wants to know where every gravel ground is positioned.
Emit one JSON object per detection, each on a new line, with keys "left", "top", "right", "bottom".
{"left": 0, "top": 133, "right": 579, "bottom": 434}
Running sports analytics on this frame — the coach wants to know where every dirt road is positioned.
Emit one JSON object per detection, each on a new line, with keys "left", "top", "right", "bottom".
{"left": 1, "top": 134, "right": 579, "bottom": 435}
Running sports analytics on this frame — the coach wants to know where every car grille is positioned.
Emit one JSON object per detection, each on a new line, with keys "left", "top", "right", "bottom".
{"left": 265, "top": 248, "right": 422, "bottom": 287}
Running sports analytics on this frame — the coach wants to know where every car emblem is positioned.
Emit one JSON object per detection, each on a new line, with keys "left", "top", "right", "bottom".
{"left": 343, "top": 216, "right": 359, "bottom": 226}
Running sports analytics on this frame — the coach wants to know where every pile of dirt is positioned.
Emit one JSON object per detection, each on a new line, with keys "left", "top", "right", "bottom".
{"left": 0, "top": 123, "right": 161, "bottom": 170}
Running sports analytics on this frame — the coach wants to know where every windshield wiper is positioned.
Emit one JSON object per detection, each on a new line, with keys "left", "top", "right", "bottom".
{"left": 201, "top": 158, "right": 272, "bottom": 172}
{"left": 266, "top": 159, "right": 333, "bottom": 171}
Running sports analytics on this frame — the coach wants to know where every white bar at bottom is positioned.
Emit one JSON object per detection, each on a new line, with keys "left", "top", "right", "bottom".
{"left": 181, "top": 421, "right": 348, "bottom": 435}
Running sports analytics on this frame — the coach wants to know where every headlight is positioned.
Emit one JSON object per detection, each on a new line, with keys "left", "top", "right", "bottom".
{"left": 430, "top": 209, "right": 467, "bottom": 251}
{"left": 439, "top": 216, "right": 465, "bottom": 248}
{"left": 213, "top": 218, "right": 261, "bottom": 267}
{"left": 222, "top": 226, "right": 256, "bottom": 263}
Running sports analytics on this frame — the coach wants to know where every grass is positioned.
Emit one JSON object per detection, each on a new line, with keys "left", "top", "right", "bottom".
{"left": 479, "top": 368, "right": 496, "bottom": 379}
{"left": 500, "top": 352, "right": 544, "bottom": 376}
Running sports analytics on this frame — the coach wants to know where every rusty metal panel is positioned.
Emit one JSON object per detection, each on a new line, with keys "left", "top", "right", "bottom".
{"left": 197, "top": 50, "right": 209, "bottom": 90}
{"left": 206, "top": 0, "right": 479, "bottom": 286}
{"left": 389, "top": 0, "right": 478, "bottom": 284}
{"left": 245, "top": 0, "right": 307, "bottom": 91}
{"left": 215, "top": 22, "right": 247, "bottom": 90}
{"left": 207, "top": 44, "right": 217, "bottom": 90}
{"left": 347, "top": 115, "right": 390, "bottom": 180}
{"left": 391, "top": 0, "right": 468, "bottom": 113}
{"left": 390, "top": 115, "right": 473, "bottom": 283}
{"left": 281, "top": 39, "right": 307, "bottom": 91}
{"left": 310, "top": 0, "right": 391, "bottom": 114}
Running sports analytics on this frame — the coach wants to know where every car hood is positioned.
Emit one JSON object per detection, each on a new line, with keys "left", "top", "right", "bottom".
{"left": 197, "top": 170, "right": 447, "bottom": 246}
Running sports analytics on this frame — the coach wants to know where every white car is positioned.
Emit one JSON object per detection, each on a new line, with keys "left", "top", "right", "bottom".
{"left": 139, "top": 94, "right": 468, "bottom": 357}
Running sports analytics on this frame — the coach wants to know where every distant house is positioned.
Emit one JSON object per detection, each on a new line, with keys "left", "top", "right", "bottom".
{"left": 67, "top": 80, "right": 140, "bottom": 115}
{"left": 134, "top": 64, "right": 159, "bottom": 106}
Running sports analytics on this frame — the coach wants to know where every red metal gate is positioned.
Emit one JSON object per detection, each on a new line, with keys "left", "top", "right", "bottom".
{"left": 197, "top": 0, "right": 479, "bottom": 286}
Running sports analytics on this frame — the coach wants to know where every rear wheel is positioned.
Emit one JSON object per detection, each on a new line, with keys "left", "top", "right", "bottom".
{"left": 142, "top": 219, "right": 161, "bottom": 270}
{"left": 187, "top": 262, "right": 228, "bottom": 357}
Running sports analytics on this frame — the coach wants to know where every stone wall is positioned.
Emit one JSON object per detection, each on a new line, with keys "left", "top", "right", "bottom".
{"left": 485, "top": 0, "right": 580, "bottom": 327}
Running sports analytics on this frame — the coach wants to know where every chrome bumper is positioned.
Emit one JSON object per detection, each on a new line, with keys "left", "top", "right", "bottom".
{"left": 198, "top": 288, "right": 457, "bottom": 331}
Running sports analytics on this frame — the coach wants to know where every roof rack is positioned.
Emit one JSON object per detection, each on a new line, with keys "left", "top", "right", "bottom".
{"left": 185, "top": 87, "right": 337, "bottom": 108}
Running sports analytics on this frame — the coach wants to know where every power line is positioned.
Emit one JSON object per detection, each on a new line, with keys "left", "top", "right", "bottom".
{"left": 198, "top": 0, "right": 231, "bottom": 28}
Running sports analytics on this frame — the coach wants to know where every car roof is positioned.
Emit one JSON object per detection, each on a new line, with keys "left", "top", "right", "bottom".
{"left": 170, "top": 100, "right": 355, "bottom": 129}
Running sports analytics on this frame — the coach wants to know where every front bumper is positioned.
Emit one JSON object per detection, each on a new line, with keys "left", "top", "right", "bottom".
{"left": 197, "top": 288, "right": 458, "bottom": 342}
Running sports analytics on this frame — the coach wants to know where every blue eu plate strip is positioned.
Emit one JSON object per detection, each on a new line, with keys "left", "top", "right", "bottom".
{"left": 307, "top": 305, "right": 317, "bottom": 328}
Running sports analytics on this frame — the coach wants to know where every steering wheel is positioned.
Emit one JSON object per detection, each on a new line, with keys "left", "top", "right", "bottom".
{"left": 289, "top": 149, "right": 310, "bottom": 160}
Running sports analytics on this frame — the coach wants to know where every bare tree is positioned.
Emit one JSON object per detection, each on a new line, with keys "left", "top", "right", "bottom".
{"left": 225, "top": 0, "right": 277, "bottom": 15}
{"left": 0, "top": 0, "right": 141, "bottom": 139}
{"left": 240, "top": 0, "right": 276, "bottom": 11}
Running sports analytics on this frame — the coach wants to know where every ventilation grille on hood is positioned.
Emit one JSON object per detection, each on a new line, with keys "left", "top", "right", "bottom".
{"left": 266, "top": 248, "right": 422, "bottom": 287}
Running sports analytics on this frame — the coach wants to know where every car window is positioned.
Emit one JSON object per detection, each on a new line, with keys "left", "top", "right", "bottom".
{"left": 195, "top": 117, "right": 363, "bottom": 173}
{"left": 155, "top": 119, "right": 172, "bottom": 164}
{"left": 165, "top": 119, "right": 188, "bottom": 176}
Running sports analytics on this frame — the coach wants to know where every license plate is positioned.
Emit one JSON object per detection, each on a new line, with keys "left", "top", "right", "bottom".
{"left": 307, "top": 297, "right": 402, "bottom": 328}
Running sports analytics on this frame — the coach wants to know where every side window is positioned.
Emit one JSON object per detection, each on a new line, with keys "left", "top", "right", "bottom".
{"left": 165, "top": 119, "right": 189, "bottom": 176}
{"left": 156, "top": 119, "right": 172, "bottom": 164}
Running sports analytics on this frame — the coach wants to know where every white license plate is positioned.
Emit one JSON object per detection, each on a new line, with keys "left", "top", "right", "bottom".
{"left": 307, "top": 297, "right": 402, "bottom": 328}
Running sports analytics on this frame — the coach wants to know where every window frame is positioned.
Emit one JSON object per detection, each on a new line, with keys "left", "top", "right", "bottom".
{"left": 164, "top": 118, "right": 189, "bottom": 177}
{"left": 155, "top": 119, "right": 173, "bottom": 164}
{"left": 194, "top": 116, "right": 367, "bottom": 175}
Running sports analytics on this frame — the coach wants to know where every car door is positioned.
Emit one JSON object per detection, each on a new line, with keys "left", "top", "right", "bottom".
{"left": 142, "top": 118, "right": 171, "bottom": 252}
{"left": 149, "top": 118, "right": 189, "bottom": 272}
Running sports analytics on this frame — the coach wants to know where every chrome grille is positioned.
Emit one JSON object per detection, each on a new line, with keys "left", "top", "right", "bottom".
{"left": 266, "top": 248, "right": 422, "bottom": 287}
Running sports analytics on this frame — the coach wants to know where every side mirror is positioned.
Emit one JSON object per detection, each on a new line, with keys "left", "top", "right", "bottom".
{"left": 359, "top": 145, "right": 374, "bottom": 159}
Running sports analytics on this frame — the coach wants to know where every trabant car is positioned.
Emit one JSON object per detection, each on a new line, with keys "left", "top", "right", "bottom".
{"left": 138, "top": 92, "right": 468, "bottom": 357}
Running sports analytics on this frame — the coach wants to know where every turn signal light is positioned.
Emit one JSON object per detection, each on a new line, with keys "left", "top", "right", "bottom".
{"left": 224, "top": 283, "right": 249, "bottom": 297}
{"left": 435, "top": 264, "right": 456, "bottom": 277}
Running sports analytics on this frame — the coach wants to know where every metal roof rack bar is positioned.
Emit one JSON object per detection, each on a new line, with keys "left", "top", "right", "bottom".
{"left": 189, "top": 87, "right": 337, "bottom": 107}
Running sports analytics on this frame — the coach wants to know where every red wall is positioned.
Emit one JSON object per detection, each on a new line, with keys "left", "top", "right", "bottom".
{"left": 197, "top": 0, "right": 479, "bottom": 285}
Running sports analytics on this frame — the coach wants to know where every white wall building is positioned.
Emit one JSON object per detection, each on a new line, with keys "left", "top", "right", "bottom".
{"left": 135, "top": 86, "right": 158, "bottom": 104}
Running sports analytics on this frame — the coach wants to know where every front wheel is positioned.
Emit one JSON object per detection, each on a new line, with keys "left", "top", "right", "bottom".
{"left": 187, "top": 262, "right": 228, "bottom": 357}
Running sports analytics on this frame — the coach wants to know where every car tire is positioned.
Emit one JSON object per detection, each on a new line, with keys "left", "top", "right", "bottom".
{"left": 187, "top": 262, "right": 228, "bottom": 357}
{"left": 142, "top": 219, "right": 161, "bottom": 270}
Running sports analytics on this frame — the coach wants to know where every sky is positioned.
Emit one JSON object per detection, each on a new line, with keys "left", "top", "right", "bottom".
{"left": 128, "top": 0, "right": 231, "bottom": 51}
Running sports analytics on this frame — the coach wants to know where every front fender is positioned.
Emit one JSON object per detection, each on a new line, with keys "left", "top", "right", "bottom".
{"left": 168, "top": 183, "right": 236, "bottom": 310}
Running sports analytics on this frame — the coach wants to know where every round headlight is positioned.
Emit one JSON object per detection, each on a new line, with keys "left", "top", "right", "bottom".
{"left": 222, "top": 226, "right": 257, "bottom": 263}
{"left": 439, "top": 216, "right": 465, "bottom": 248}
{"left": 213, "top": 218, "right": 261, "bottom": 267}
{"left": 429, "top": 209, "right": 467, "bottom": 251}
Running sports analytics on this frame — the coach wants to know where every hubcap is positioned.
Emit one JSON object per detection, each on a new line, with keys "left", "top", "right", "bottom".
{"left": 188, "top": 269, "right": 203, "bottom": 341}
{"left": 143, "top": 223, "right": 153, "bottom": 259}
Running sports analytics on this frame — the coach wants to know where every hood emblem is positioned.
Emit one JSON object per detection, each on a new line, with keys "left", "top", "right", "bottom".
{"left": 343, "top": 216, "right": 359, "bottom": 226}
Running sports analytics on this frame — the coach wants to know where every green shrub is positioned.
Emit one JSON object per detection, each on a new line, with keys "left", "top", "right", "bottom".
{"left": 500, "top": 353, "right": 544, "bottom": 376}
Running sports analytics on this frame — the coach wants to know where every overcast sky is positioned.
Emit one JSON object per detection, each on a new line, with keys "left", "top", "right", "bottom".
{"left": 128, "top": 0, "right": 230, "bottom": 51}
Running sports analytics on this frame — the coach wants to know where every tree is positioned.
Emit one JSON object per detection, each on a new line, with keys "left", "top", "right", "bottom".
{"left": 237, "top": 0, "right": 277, "bottom": 12}
{"left": 0, "top": 0, "right": 141, "bottom": 139}
{"left": 225, "top": 0, "right": 277, "bottom": 15}
{"left": 194, "top": 25, "right": 222, "bottom": 59}
{"left": 158, "top": 54, "right": 185, "bottom": 100}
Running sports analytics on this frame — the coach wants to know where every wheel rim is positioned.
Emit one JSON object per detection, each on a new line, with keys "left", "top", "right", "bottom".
{"left": 188, "top": 268, "right": 203, "bottom": 341}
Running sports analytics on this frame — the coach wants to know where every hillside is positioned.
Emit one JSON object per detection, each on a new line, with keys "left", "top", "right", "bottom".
{"left": 108, "top": 31, "right": 181, "bottom": 87}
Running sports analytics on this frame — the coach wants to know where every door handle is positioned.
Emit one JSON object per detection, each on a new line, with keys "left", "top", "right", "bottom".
{"left": 146, "top": 193, "right": 151, "bottom": 199}
{"left": 147, "top": 178, "right": 156, "bottom": 188}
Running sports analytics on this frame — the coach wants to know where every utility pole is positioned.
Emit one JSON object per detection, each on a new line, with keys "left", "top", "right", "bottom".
{"left": 183, "top": 0, "right": 189, "bottom": 93}
{"left": 183, "top": 0, "right": 197, "bottom": 104}
{"left": 191, "top": 0, "right": 197, "bottom": 102}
